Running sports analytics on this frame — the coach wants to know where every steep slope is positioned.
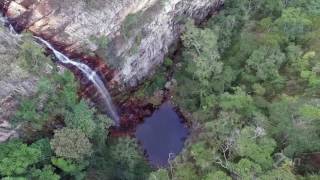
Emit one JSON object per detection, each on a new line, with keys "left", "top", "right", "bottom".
{"left": 0, "top": 18, "right": 39, "bottom": 141}
{"left": 3, "top": 0, "right": 223, "bottom": 87}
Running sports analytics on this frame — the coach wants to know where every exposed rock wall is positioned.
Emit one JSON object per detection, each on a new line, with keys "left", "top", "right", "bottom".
{"left": 3, "top": 0, "right": 223, "bottom": 87}
{"left": 0, "top": 17, "right": 38, "bottom": 142}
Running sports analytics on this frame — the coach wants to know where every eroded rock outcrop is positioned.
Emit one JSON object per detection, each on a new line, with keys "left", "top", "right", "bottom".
{"left": 2, "top": 0, "right": 223, "bottom": 87}
{"left": 0, "top": 17, "right": 37, "bottom": 142}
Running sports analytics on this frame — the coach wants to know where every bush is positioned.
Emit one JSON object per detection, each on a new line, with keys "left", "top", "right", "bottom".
{"left": 18, "top": 37, "right": 52, "bottom": 75}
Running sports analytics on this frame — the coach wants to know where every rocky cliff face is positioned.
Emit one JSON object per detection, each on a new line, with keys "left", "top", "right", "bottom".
{"left": 3, "top": 0, "right": 223, "bottom": 87}
{"left": 0, "top": 17, "right": 39, "bottom": 142}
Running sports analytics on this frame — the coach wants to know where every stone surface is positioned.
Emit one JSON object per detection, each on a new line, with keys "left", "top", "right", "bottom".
{"left": 0, "top": 0, "right": 223, "bottom": 141}
{"left": 0, "top": 16, "right": 39, "bottom": 142}
{"left": 2, "top": 0, "right": 223, "bottom": 88}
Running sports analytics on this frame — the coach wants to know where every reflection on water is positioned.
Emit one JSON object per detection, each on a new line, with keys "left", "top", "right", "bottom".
{"left": 135, "top": 102, "right": 189, "bottom": 167}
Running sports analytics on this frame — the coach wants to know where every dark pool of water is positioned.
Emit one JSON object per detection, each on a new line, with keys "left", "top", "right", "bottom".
{"left": 135, "top": 102, "right": 189, "bottom": 167}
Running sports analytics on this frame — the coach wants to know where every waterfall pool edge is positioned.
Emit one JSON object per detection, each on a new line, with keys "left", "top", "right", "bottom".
{"left": 135, "top": 102, "right": 189, "bottom": 167}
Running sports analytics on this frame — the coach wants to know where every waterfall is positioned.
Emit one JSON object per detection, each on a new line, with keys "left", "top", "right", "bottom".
{"left": 0, "top": 16, "right": 19, "bottom": 36}
{"left": 34, "top": 37, "right": 120, "bottom": 126}
{"left": 1, "top": 15, "right": 120, "bottom": 126}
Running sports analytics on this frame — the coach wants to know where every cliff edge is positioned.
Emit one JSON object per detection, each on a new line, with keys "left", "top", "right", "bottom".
{"left": 4, "top": 0, "right": 223, "bottom": 87}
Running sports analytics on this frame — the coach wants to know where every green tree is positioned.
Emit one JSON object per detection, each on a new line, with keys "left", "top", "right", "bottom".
{"left": 18, "top": 37, "right": 52, "bottom": 74}
{"left": 50, "top": 71, "right": 79, "bottom": 110}
{"left": 245, "top": 46, "right": 286, "bottom": 82}
{"left": 232, "top": 158, "right": 262, "bottom": 180}
{"left": 91, "top": 115, "right": 114, "bottom": 149}
{"left": 0, "top": 140, "right": 41, "bottom": 176}
{"left": 268, "top": 97, "right": 320, "bottom": 157}
{"left": 14, "top": 99, "right": 43, "bottom": 129}
{"left": 50, "top": 128, "right": 93, "bottom": 160}
{"left": 31, "top": 166, "right": 60, "bottom": 180}
{"left": 108, "top": 137, "right": 151, "bottom": 180}
{"left": 168, "top": 0, "right": 320, "bottom": 179}
{"left": 64, "top": 100, "right": 96, "bottom": 137}
{"left": 30, "top": 138, "right": 53, "bottom": 162}
{"left": 51, "top": 157, "right": 87, "bottom": 179}
{"left": 259, "top": 167, "right": 296, "bottom": 180}
{"left": 204, "top": 171, "right": 231, "bottom": 180}
{"left": 254, "top": 0, "right": 283, "bottom": 18}
{"left": 173, "top": 163, "right": 198, "bottom": 180}
{"left": 190, "top": 141, "right": 216, "bottom": 169}
{"left": 235, "top": 127, "right": 276, "bottom": 170}
{"left": 204, "top": 110, "right": 242, "bottom": 140}
{"left": 13, "top": 70, "right": 79, "bottom": 133}
{"left": 182, "top": 21, "right": 222, "bottom": 92}
{"left": 220, "top": 87, "right": 256, "bottom": 116}
{"left": 274, "top": 7, "right": 312, "bottom": 40}
{"left": 2, "top": 177, "right": 27, "bottom": 180}
{"left": 286, "top": 0, "right": 320, "bottom": 16}
{"left": 148, "top": 169, "right": 170, "bottom": 180}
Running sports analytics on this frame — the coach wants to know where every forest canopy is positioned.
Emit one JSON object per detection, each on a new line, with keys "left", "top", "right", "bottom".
{"left": 0, "top": 0, "right": 320, "bottom": 179}
{"left": 169, "top": 0, "right": 320, "bottom": 179}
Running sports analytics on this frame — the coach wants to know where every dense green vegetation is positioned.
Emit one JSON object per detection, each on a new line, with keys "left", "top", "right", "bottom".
{"left": 1, "top": 67, "right": 151, "bottom": 179}
{"left": 2, "top": 0, "right": 320, "bottom": 179}
{"left": 1, "top": 41, "right": 150, "bottom": 179}
{"left": 161, "top": 0, "right": 320, "bottom": 179}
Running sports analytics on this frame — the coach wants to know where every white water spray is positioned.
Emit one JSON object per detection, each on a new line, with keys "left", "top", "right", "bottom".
{"left": 1, "top": 15, "right": 120, "bottom": 125}
{"left": 34, "top": 37, "right": 120, "bottom": 126}
{"left": 0, "top": 16, "right": 16, "bottom": 33}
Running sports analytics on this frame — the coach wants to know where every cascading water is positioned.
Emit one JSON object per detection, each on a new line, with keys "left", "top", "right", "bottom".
{"left": 35, "top": 37, "right": 120, "bottom": 126}
{"left": 0, "top": 16, "right": 19, "bottom": 37}
{"left": 1, "top": 15, "right": 120, "bottom": 126}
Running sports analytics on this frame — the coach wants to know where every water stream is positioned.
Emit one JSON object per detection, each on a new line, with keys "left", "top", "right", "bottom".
{"left": 1, "top": 15, "right": 120, "bottom": 126}
{"left": 35, "top": 37, "right": 120, "bottom": 126}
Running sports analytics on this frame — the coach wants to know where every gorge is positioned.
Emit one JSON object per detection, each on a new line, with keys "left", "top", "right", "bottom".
{"left": 1, "top": 0, "right": 223, "bottom": 87}
{"left": 0, "top": 0, "right": 223, "bottom": 168}
{"left": 1, "top": 15, "right": 190, "bottom": 167}
{"left": 2, "top": 0, "right": 318, "bottom": 179}
{"left": 0, "top": 0, "right": 224, "bottom": 117}
{"left": 0, "top": 0, "right": 223, "bottom": 140}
